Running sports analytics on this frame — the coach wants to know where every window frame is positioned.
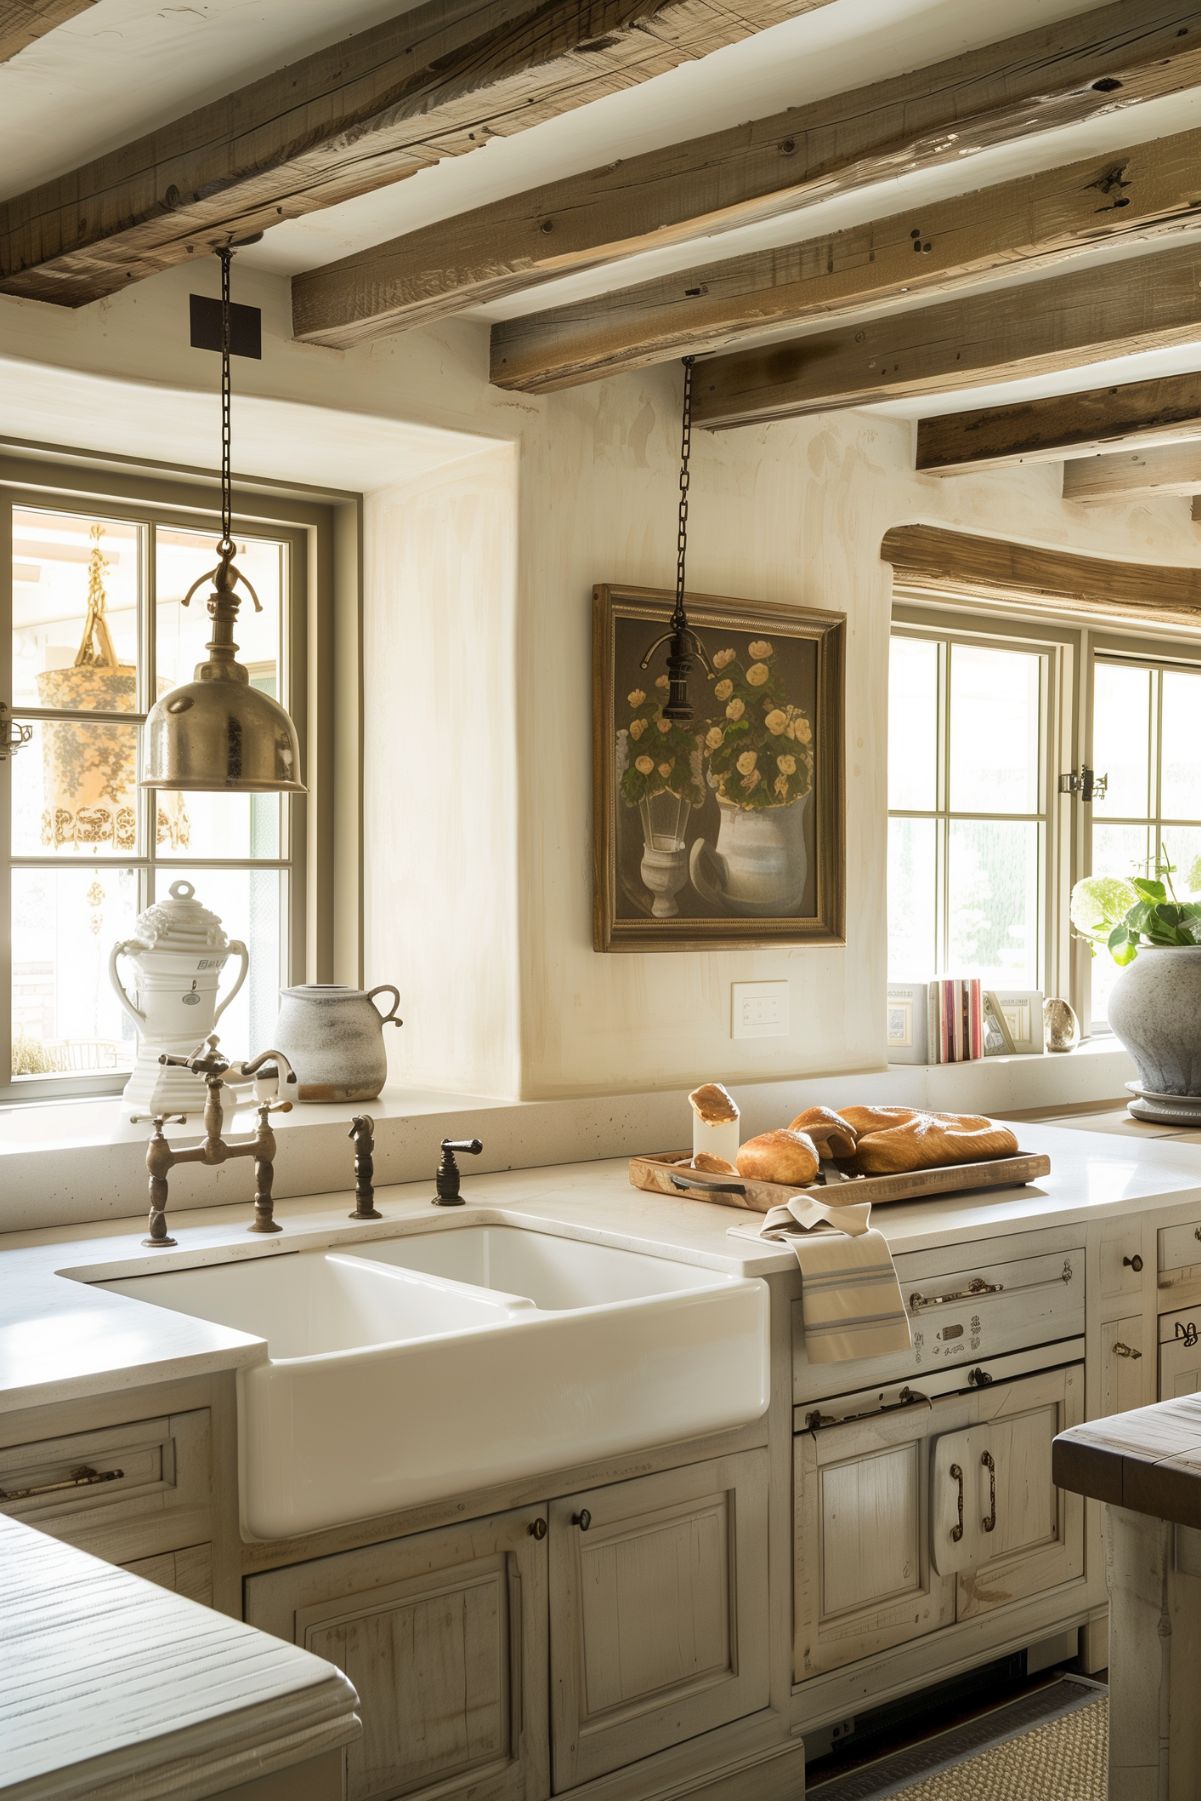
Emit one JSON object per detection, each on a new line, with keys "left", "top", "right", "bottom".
{"left": 889, "top": 606, "right": 1072, "bottom": 1001}
{"left": 890, "top": 592, "right": 1201, "bottom": 1045}
{"left": 0, "top": 455, "right": 339, "bottom": 1105}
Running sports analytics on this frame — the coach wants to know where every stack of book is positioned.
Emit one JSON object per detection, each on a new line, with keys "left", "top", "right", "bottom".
{"left": 927, "top": 977, "right": 984, "bottom": 1064}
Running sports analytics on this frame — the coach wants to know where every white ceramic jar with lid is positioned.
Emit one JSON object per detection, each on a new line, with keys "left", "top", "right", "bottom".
{"left": 109, "top": 880, "right": 249, "bottom": 1118}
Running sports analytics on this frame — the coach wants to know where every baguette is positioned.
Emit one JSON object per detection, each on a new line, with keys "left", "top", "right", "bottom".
{"left": 849, "top": 1109, "right": 1018, "bottom": 1175}
{"left": 788, "top": 1105, "right": 858, "bottom": 1161}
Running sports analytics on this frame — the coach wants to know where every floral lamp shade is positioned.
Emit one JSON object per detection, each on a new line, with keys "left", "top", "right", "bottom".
{"left": 35, "top": 527, "right": 188, "bottom": 853}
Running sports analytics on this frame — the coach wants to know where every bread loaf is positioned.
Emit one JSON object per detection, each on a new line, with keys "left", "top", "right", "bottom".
{"left": 849, "top": 1109, "right": 1018, "bottom": 1175}
{"left": 692, "top": 1151, "right": 738, "bottom": 1175}
{"left": 689, "top": 1082, "right": 739, "bottom": 1124}
{"left": 788, "top": 1105, "right": 858, "bottom": 1161}
{"left": 736, "top": 1128, "right": 820, "bottom": 1187}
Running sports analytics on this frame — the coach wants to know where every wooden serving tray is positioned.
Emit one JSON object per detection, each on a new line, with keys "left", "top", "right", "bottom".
{"left": 630, "top": 1149, "right": 1052, "bottom": 1213}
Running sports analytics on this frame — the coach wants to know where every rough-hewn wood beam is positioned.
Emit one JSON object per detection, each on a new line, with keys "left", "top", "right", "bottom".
{"left": 691, "top": 242, "right": 1201, "bottom": 430}
{"left": 293, "top": 0, "right": 1201, "bottom": 348}
{"left": 881, "top": 525, "right": 1201, "bottom": 628}
{"left": 0, "top": 0, "right": 93, "bottom": 64}
{"left": 491, "top": 125, "right": 1201, "bottom": 392}
{"left": 1063, "top": 443, "right": 1201, "bottom": 501}
{"left": 917, "top": 375, "right": 1201, "bottom": 475}
{"left": 0, "top": 0, "right": 815, "bottom": 307}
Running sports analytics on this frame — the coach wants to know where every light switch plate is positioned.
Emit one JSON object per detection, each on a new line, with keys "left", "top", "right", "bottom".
{"left": 731, "top": 980, "right": 789, "bottom": 1040}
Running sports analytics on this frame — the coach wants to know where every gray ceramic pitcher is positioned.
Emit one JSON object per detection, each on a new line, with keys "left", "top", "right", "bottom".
{"left": 273, "top": 983, "right": 402, "bottom": 1102}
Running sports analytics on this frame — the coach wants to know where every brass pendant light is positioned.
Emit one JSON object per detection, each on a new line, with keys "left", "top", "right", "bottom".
{"left": 141, "top": 246, "right": 305, "bottom": 795}
{"left": 640, "top": 355, "right": 711, "bottom": 722}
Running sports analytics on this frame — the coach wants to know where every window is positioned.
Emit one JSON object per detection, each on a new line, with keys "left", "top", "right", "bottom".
{"left": 1087, "top": 652, "right": 1201, "bottom": 1030}
{"left": 888, "top": 620, "right": 1057, "bottom": 991}
{"left": 2, "top": 479, "right": 312, "bottom": 1100}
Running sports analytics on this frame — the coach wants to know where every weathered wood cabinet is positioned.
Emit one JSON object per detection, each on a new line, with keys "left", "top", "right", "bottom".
{"left": 246, "top": 1508, "right": 549, "bottom": 1801}
{"left": 548, "top": 1451, "right": 770, "bottom": 1789}
{"left": 794, "top": 1365, "right": 1084, "bottom": 1681}
{"left": 246, "top": 1451, "right": 770, "bottom": 1801}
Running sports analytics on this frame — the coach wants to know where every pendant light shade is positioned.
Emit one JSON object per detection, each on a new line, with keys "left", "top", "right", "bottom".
{"left": 141, "top": 244, "right": 305, "bottom": 797}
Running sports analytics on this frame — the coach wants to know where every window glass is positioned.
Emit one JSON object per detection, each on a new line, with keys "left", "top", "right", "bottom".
{"left": 11, "top": 866, "right": 138, "bottom": 1081}
{"left": 887, "top": 816, "right": 938, "bottom": 978}
{"left": 11, "top": 510, "right": 140, "bottom": 710}
{"left": 947, "top": 819, "right": 1041, "bottom": 989}
{"left": 888, "top": 635, "right": 939, "bottom": 812}
{"left": 1161, "top": 669, "right": 1201, "bottom": 821}
{"left": 949, "top": 644, "right": 1041, "bottom": 815}
{"left": 1093, "top": 662, "right": 1151, "bottom": 819}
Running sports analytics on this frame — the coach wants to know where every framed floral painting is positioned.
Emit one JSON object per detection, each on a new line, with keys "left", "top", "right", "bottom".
{"left": 593, "top": 584, "right": 846, "bottom": 950}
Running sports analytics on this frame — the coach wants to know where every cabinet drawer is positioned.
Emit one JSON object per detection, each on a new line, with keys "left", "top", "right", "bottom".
{"left": 793, "top": 1246, "right": 1084, "bottom": 1404}
{"left": 0, "top": 1411, "right": 211, "bottom": 1544}
{"left": 1158, "top": 1306, "right": 1201, "bottom": 1401}
{"left": 1159, "top": 1220, "right": 1201, "bottom": 1294}
{"left": 1099, "top": 1232, "right": 1147, "bottom": 1303}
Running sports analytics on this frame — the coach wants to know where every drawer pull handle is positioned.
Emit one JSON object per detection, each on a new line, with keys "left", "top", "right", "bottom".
{"left": 1176, "top": 1320, "right": 1200, "bottom": 1349}
{"left": 803, "top": 1386, "right": 930, "bottom": 1433}
{"left": 910, "top": 1277, "right": 1004, "bottom": 1312}
{"left": 0, "top": 1464, "right": 124, "bottom": 1504}
{"left": 1123, "top": 1254, "right": 1144, "bottom": 1272}
{"left": 1113, "top": 1341, "right": 1142, "bottom": 1360}
{"left": 981, "top": 1451, "right": 997, "bottom": 1533}
{"left": 967, "top": 1367, "right": 994, "bottom": 1388}
{"left": 573, "top": 1509, "right": 592, "bottom": 1532}
{"left": 950, "top": 1463, "right": 965, "bottom": 1543}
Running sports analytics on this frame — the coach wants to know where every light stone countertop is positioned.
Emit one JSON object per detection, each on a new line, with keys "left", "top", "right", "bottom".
{"left": 3, "top": 1121, "right": 1201, "bottom": 1415}
{"left": 0, "top": 1513, "right": 359, "bottom": 1800}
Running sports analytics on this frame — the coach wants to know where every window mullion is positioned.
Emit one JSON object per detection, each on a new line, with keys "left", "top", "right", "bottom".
{"left": 0, "top": 495, "right": 12, "bottom": 1088}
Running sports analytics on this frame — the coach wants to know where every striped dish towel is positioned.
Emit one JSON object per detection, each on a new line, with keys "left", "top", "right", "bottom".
{"left": 730, "top": 1194, "right": 912, "bottom": 1364}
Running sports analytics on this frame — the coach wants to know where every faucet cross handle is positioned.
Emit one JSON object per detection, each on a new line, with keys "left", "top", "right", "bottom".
{"left": 159, "top": 1034, "right": 230, "bottom": 1079}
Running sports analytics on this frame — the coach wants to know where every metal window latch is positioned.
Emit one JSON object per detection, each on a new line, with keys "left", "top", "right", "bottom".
{"left": 1058, "top": 765, "right": 1108, "bottom": 803}
{"left": 0, "top": 703, "right": 32, "bottom": 761}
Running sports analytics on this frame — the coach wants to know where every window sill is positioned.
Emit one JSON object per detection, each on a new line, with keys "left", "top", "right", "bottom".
{"left": 888, "top": 1036, "right": 1136, "bottom": 1115}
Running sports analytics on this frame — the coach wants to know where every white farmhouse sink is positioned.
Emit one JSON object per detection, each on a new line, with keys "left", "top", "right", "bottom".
{"left": 99, "top": 1223, "right": 768, "bottom": 1539}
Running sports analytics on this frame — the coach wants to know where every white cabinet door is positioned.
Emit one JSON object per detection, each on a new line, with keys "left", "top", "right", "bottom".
{"left": 246, "top": 1509, "right": 549, "bottom": 1801}
{"left": 794, "top": 1397, "right": 962, "bottom": 1680}
{"left": 549, "top": 1451, "right": 769, "bottom": 1790}
{"left": 1100, "top": 1316, "right": 1150, "bottom": 1418}
{"left": 952, "top": 1365, "right": 1085, "bottom": 1622}
{"left": 1159, "top": 1307, "right": 1201, "bottom": 1400}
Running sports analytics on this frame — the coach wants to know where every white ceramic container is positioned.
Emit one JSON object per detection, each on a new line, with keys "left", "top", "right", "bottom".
{"left": 110, "top": 881, "right": 248, "bottom": 1118}
{"left": 272, "top": 983, "right": 402, "bottom": 1102}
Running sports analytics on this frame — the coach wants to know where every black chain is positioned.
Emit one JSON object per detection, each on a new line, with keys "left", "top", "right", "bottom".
{"left": 672, "top": 356, "right": 694, "bottom": 634}
{"left": 218, "top": 245, "right": 234, "bottom": 555}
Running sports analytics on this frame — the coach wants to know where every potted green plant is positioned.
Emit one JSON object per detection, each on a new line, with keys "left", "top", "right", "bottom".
{"left": 1071, "top": 850, "right": 1201, "bottom": 1106}
{"left": 689, "top": 639, "right": 815, "bottom": 915}
{"left": 619, "top": 677, "right": 705, "bottom": 917}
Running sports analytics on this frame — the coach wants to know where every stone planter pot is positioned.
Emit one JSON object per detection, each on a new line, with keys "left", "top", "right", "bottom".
{"left": 1107, "top": 946, "right": 1201, "bottom": 1098}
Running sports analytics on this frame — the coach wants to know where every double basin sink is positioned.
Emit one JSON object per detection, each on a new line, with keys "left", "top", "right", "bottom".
{"left": 100, "top": 1223, "right": 769, "bottom": 1538}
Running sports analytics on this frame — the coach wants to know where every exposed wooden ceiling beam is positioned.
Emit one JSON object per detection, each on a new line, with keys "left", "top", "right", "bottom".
{"left": 292, "top": 0, "right": 1201, "bottom": 348}
{"left": 0, "top": 1, "right": 93, "bottom": 64}
{"left": 0, "top": 0, "right": 814, "bottom": 308}
{"left": 691, "top": 241, "right": 1201, "bottom": 430}
{"left": 1063, "top": 443, "right": 1201, "bottom": 500}
{"left": 491, "top": 124, "right": 1201, "bottom": 393}
{"left": 881, "top": 525, "right": 1201, "bottom": 628}
{"left": 917, "top": 374, "right": 1201, "bottom": 474}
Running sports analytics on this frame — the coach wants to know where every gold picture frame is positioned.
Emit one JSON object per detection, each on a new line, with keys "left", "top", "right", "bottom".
{"left": 593, "top": 584, "right": 846, "bottom": 951}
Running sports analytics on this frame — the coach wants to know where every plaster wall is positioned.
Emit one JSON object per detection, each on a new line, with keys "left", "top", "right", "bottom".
{"left": 1, "top": 266, "right": 1198, "bottom": 1101}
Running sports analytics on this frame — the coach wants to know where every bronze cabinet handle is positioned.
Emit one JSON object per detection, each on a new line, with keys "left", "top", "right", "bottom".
{"left": 573, "top": 1509, "right": 592, "bottom": 1532}
{"left": 910, "top": 1278, "right": 1004, "bottom": 1313}
{"left": 981, "top": 1451, "right": 997, "bottom": 1533}
{"left": 1112, "top": 1341, "right": 1142, "bottom": 1359}
{"left": 950, "top": 1464, "right": 965, "bottom": 1543}
{"left": 1123, "top": 1254, "right": 1144, "bottom": 1272}
{"left": 1176, "top": 1320, "right": 1200, "bottom": 1348}
{"left": 528, "top": 1518, "right": 547, "bottom": 1541}
{"left": 0, "top": 1464, "right": 124, "bottom": 1503}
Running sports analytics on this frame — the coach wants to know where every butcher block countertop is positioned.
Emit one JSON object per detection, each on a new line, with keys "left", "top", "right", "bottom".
{"left": 2, "top": 1120, "right": 1201, "bottom": 1414}
{"left": 0, "top": 1513, "right": 359, "bottom": 1800}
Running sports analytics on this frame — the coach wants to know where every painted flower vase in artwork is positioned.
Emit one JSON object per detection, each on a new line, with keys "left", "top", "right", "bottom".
{"left": 638, "top": 789, "right": 692, "bottom": 919}
{"left": 690, "top": 792, "right": 810, "bottom": 916}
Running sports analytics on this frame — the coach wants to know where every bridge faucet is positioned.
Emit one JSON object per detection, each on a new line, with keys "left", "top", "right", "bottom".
{"left": 143, "top": 1036, "right": 295, "bottom": 1247}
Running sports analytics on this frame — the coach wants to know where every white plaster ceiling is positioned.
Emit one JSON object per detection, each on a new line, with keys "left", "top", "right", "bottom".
{"left": 3, "top": 0, "right": 1201, "bottom": 417}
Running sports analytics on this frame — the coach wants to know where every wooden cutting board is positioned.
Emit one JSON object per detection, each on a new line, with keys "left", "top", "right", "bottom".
{"left": 629, "top": 1149, "right": 1052, "bottom": 1213}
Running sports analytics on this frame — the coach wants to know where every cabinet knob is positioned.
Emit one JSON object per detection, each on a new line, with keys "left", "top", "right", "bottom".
{"left": 573, "top": 1509, "right": 592, "bottom": 1532}
{"left": 1123, "top": 1254, "right": 1144, "bottom": 1272}
{"left": 528, "top": 1518, "right": 547, "bottom": 1540}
